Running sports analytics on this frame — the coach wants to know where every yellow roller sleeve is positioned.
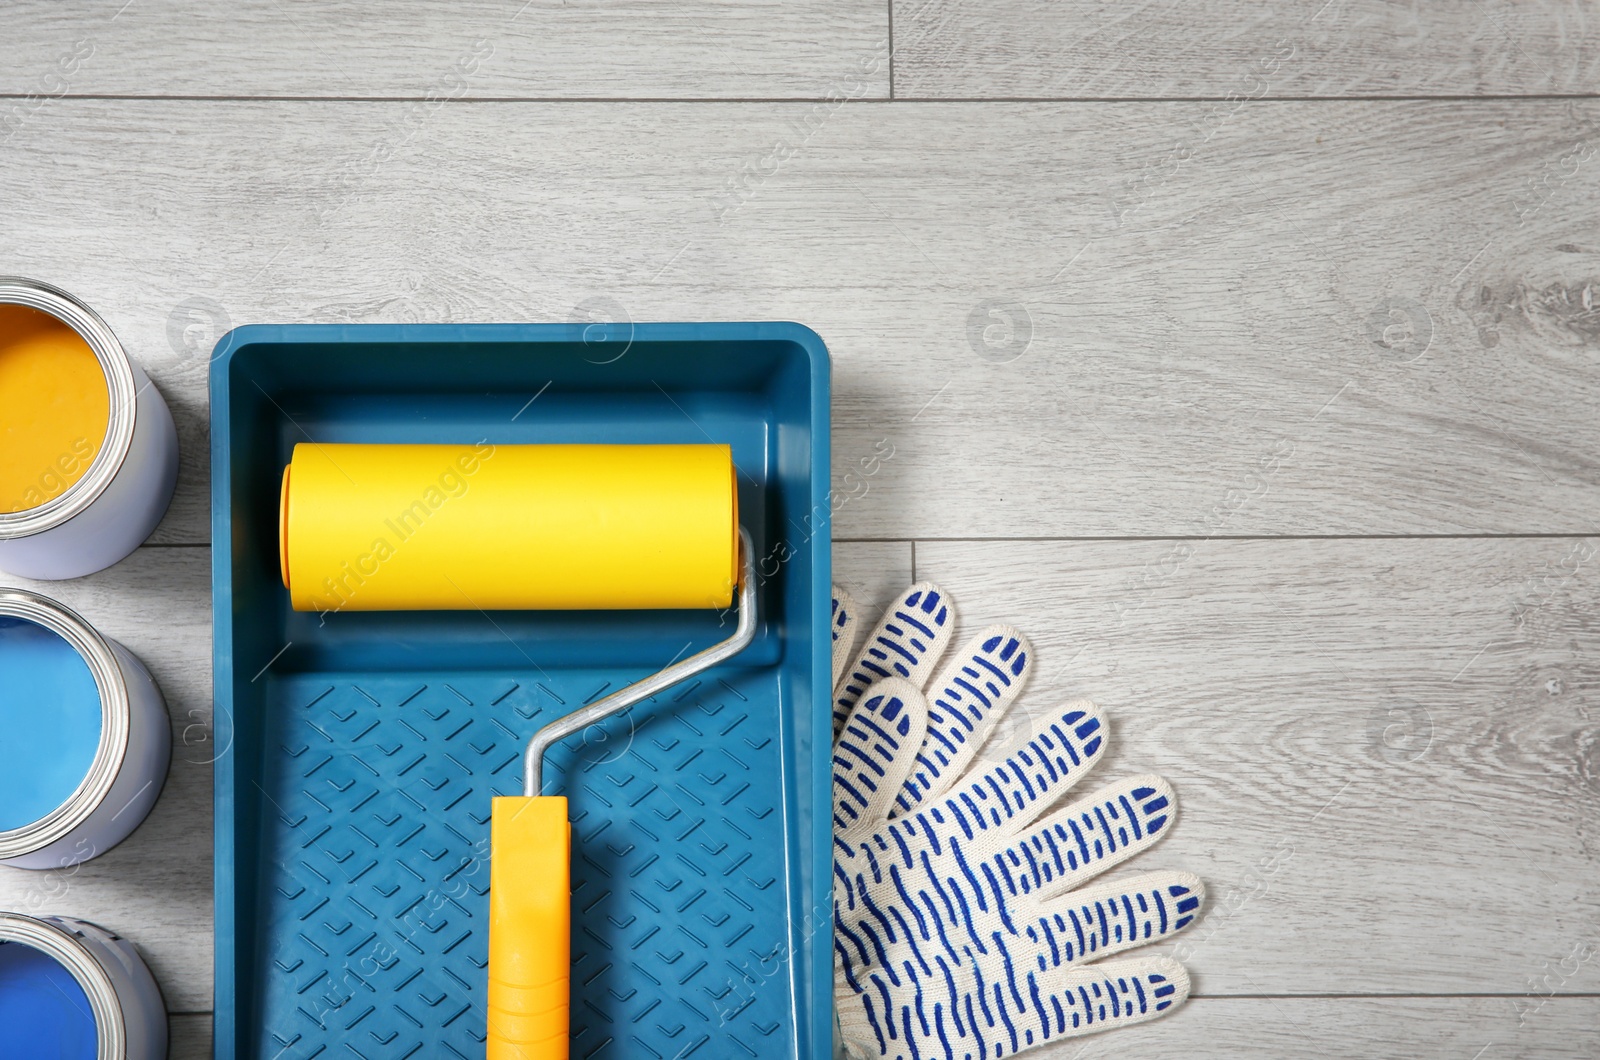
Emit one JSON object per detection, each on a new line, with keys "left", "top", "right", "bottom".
{"left": 488, "top": 797, "right": 571, "bottom": 1060}
{"left": 279, "top": 443, "right": 738, "bottom": 612}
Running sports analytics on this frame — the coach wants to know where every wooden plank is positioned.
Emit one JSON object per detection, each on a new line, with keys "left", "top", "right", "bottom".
{"left": 164, "top": 998, "right": 1600, "bottom": 1058}
{"left": 0, "top": 548, "right": 213, "bottom": 1012}
{"left": 892, "top": 0, "right": 1600, "bottom": 99}
{"left": 833, "top": 540, "right": 915, "bottom": 616}
{"left": 0, "top": 0, "right": 889, "bottom": 100}
{"left": 2, "top": 100, "right": 1596, "bottom": 541}
{"left": 170, "top": 1014, "right": 211, "bottom": 1058}
{"left": 1060, "top": 997, "right": 1600, "bottom": 1059}
{"left": 914, "top": 537, "right": 1600, "bottom": 995}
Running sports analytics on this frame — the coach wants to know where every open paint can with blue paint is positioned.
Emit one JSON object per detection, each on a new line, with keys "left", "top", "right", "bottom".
{"left": 0, "top": 589, "right": 170, "bottom": 870}
{"left": 0, "top": 912, "right": 167, "bottom": 1059}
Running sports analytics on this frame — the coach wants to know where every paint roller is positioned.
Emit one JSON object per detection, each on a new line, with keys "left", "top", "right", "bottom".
{"left": 279, "top": 442, "right": 755, "bottom": 1060}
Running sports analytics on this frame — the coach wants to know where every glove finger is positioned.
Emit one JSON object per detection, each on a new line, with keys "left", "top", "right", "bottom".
{"left": 833, "top": 678, "right": 930, "bottom": 847}
{"left": 892, "top": 624, "right": 1031, "bottom": 819}
{"left": 859, "top": 770, "right": 1161, "bottom": 976}
{"left": 831, "top": 586, "right": 862, "bottom": 694}
{"left": 832, "top": 784, "right": 1184, "bottom": 992}
{"left": 998, "top": 775, "right": 1178, "bottom": 900}
{"left": 844, "top": 701, "right": 1107, "bottom": 956}
{"left": 1025, "top": 870, "right": 1204, "bottom": 968}
{"left": 986, "top": 955, "right": 1192, "bottom": 1048}
{"left": 833, "top": 582, "right": 955, "bottom": 738}
{"left": 910, "top": 700, "right": 1106, "bottom": 850}
{"left": 837, "top": 950, "right": 1190, "bottom": 1058}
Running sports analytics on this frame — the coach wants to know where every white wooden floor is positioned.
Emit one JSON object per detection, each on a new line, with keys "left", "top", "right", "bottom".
{"left": 3, "top": 1, "right": 1599, "bottom": 1056}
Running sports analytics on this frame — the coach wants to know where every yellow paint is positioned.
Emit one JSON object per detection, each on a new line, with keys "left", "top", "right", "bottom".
{"left": 0, "top": 305, "right": 109, "bottom": 513}
{"left": 280, "top": 442, "right": 738, "bottom": 613}
{"left": 487, "top": 796, "right": 570, "bottom": 1059}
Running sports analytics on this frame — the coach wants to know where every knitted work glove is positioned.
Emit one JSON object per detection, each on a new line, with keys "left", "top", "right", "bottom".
{"left": 830, "top": 583, "right": 1203, "bottom": 1059}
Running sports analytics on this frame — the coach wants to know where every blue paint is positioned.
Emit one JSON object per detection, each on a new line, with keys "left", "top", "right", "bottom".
{"left": 0, "top": 617, "right": 102, "bottom": 832}
{"left": 0, "top": 941, "right": 98, "bottom": 1059}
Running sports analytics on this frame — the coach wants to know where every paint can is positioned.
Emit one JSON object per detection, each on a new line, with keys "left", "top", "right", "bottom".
{"left": 0, "top": 589, "right": 171, "bottom": 870}
{"left": 0, "top": 277, "right": 178, "bottom": 580}
{"left": 0, "top": 912, "right": 167, "bottom": 1060}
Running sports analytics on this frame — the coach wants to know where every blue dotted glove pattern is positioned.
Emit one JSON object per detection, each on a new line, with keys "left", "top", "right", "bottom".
{"left": 829, "top": 583, "right": 1203, "bottom": 1059}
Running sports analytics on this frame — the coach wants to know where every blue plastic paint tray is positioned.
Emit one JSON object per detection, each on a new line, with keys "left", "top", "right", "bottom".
{"left": 210, "top": 323, "right": 831, "bottom": 1059}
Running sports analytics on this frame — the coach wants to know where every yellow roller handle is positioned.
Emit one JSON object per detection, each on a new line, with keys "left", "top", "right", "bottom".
{"left": 488, "top": 796, "right": 570, "bottom": 1060}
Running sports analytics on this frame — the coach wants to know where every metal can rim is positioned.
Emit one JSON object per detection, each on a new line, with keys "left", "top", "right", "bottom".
{"left": 0, "top": 911, "right": 128, "bottom": 1058}
{"left": 0, "top": 277, "right": 138, "bottom": 540}
{"left": 0, "top": 588, "right": 132, "bottom": 861}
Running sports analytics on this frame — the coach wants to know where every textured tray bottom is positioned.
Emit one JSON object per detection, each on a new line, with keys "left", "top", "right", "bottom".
{"left": 252, "top": 670, "right": 796, "bottom": 1060}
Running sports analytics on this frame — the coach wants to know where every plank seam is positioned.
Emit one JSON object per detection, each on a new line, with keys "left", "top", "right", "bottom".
{"left": 887, "top": 0, "right": 895, "bottom": 99}
{"left": 834, "top": 533, "right": 1600, "bottom": 543}
{"left": 3, "top": 93, "right": 1598, "bottom": 103}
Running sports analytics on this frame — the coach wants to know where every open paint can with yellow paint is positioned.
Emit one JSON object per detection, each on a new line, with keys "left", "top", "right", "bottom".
{"left": 0, "top": 912, "right": 167, "bottom": 1060}
{"left": 0, "top": 278, "right": 178, "bottom": 580}
{"left": 0, "top": 589, "right": 170, "bottom": 870}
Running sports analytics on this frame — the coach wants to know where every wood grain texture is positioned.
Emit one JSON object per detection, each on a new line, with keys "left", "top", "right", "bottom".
{"left": 915, "top": 537, "right": 1600, "bottom": 996}
{"left": 1043, "top": 997, "right": 1600, "bottom": 1059}
{"left": 833, "top": 540, "right": 915, "bottom": 616}
{"left": 0, "top": 548, "right": 213, "bottom": 1013}
{"left": 0, "top": 9, "right": 1594, "bottom": 1047}
{"left": 892, "top": 0, "right": 1600, "bottom": 99}
{"left": 0, "top": 0, "right": 889, "bottom": 100}
{"left": 169, "top": 1014, "right": 211, "bottom": 1058}
{"left": 3, "top": 100, "right": 1597, "bottom": 542}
